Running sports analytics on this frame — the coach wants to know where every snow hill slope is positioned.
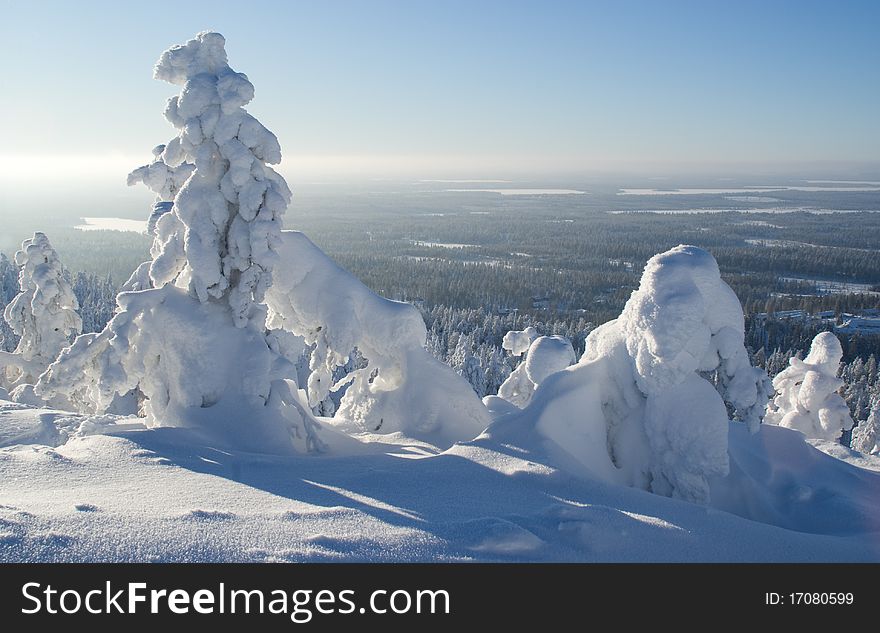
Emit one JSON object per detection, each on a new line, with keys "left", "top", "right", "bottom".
{"left": 1, "top": 400, "right": 878, "bottom": 562}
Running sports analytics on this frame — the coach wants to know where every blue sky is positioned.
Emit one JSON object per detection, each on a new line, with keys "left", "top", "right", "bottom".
{"left": 1, "top": 0, "right": 878, "bottom": 179}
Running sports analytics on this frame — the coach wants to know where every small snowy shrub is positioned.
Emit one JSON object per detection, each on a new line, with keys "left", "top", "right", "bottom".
{"left": 765, "top": 332, "right": 853, "bottom": 441}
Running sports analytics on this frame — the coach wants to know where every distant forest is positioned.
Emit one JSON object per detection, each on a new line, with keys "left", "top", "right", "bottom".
{"left": 2, "top": 203, "right": 879, "bottom": 435}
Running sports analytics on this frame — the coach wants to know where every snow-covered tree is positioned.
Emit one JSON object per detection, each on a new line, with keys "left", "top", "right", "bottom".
{"left": 851, "top": 397, "right": 879, "bottom": 455}
{"left": 0, "top": 233, "right": 82, "bottom": 388}
{"left": 459, "top": 353, "right": 488, "bottom": 398}
{"left": 522, "top": 246, "right": 770, "bottom": 504}
{"left": 765, "top": 332, "right": 853, "bottom": 441}
{"left": 36, "top": 32, "right": 488, "bottom": 451}
{"left": 127, "top": 31, "right": 289, "bottom": 325}
{"left": 35, "top": 33, "right": 321, "bottom": 453}
{"left": 484, "top": 347, "right": 512, "bottom": 396}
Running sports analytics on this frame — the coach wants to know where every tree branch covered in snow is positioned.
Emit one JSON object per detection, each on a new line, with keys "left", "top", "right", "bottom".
{"left": 266, "top": 231, "right": 490, "bottom": 446}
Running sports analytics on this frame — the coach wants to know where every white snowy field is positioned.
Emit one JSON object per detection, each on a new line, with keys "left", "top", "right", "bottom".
{"left": 1, "top": 399, "right": 879, "bottom": 563}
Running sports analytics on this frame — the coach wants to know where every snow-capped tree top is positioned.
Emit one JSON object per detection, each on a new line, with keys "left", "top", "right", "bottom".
{"left": 154, "top": 31, "right": 233, "bottom": 87}
{"left": 14, "top": 232, "right": 57, "bottom": 282}
{"left": 502, "top": 327, "right": 538, "bottom": 357}
{"left": 801, "top": 331, "right": 843, "bottom": 374}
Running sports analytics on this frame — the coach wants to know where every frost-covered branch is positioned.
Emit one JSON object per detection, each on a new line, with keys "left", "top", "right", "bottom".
{"left": 266, "top": 230, "right": 490, "bottom": 445}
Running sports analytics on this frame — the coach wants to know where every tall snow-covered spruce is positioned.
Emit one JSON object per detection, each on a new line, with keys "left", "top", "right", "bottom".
{"left": 36, "top": 32, "right": 489, "bottom": 452}
{"left": 505, "top": 245, "right": 772, "bottom": 504}
{"left": 0, "top": 233, "right": 82, "bottom": 388}
{"left": 133, "top": 31, "right": 289, "bottom": 325}
{"left": 35, "top": 32, "right": 318, "bottom": 453}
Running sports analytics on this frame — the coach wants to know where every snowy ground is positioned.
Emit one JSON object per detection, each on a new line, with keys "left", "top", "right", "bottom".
{"left": 2, "top": 399, "right": 879, "bottom": 562}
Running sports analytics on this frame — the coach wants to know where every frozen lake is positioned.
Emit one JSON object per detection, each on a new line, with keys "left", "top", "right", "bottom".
{"left": 618, "top": 186, "right": 880, "bottom": 195}
{"left": 443, "top": 188, "right": 586, "bottom": 196}
{"left": 75, "top": 217, "right": 147, "bottom": 233}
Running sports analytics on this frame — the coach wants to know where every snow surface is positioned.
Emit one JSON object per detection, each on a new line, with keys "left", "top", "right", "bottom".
{"left": 443, "top": 189, "right": 586, "bottom": 196}
{"left": 74, "top": 217, "right": 149, "bottom": 233}
{"left": 1, "top": 400, "right": 878, "bottom": 562}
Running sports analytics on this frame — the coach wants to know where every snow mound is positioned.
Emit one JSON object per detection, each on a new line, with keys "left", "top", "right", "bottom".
{"left": 266, "top": 231, "right": 489, "bottom": 447}
{"left": 765, "top": 332, "right": 853, "bottom": 441}
{"left": 497, "top": 334, "right": 575, "bottom": 408}
{"left": 712, "top": 422, "right": 880, "bottom": 535}
{"left": 518, "top": 245, "right": 771, "bottom": 504}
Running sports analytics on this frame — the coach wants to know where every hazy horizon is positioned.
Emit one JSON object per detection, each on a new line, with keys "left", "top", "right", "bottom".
{"left": 1, "top": 0, "right": 878, "bottom": 185}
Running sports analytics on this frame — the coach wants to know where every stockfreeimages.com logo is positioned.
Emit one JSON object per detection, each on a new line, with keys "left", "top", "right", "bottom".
{"left": 22, "top": 582, "right": 451, "bottom": 622}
